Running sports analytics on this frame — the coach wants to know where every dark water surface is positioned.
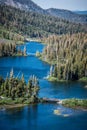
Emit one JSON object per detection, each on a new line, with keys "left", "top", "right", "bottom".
{"left": 0, "top": 42, "right": 87, "bottom": 130}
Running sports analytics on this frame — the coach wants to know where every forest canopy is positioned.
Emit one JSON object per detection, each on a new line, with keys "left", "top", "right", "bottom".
{"left": 0, "top": 69, "right": 39, "bottom": 103}
{"left": 42, "top": 33, "right": 87, "bottom": 80}
{"left": 0, "top": 4, "right": 87, "bottom": 39}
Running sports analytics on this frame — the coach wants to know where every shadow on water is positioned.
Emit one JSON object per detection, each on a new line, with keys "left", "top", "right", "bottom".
{"left": 39, "top": 79, "right": 87, "bottom": 99}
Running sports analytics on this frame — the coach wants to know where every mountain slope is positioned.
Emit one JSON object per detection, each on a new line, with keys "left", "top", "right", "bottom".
{"left": 0, "top": 0, "right": 47, "bottom": 14}
{"left": 0, "top": 4, "right": 87, "bottom": 39}
{"left": 0, "top": 0, "right": 87, "bottom": 24}
{"left": 46, "top": 8, "right": 87, "bottom": 24}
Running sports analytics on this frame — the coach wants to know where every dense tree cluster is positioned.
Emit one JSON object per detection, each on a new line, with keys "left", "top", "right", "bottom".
{"left": 0, "top": 40, "right": 16, "bottom": 56}
{"left": 0, "top": 26, "right": 24, "bottom": 42}
{"left": 0, "top": 69, "right": 39, "bottom": 102}
{"left": 0, "top": 40, "right": 26, "bottom": 57}
{"left": 0, "top": 4, "right": 87, "bottom": 38}
{"left": 42, "top": 33, "right": 87, "bottom": 80}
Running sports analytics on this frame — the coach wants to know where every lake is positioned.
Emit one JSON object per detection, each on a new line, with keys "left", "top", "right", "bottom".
{"left": 0, "top": 41, "right": 87, "bottom": 130}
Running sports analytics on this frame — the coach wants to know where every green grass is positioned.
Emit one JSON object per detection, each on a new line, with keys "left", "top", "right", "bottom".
{"left": 16, "top": 41, "right": 25, "bottom": 45}
{"left": 0, "top": 97, "right": 39, "bottom": 106}
{"left": 48, "top": 76, "right": 58, "bottom": 82}
{"left": 62, "top": 98, "right": 87, "bottom": 109}
{"left": 0, "top": 98, "right": 14, "bottom": 105}
{"left": 48, "top": 76, "right": 87, "bottom": 82}
{"left": 0, "top": 98, "right": 28, "bottom": 105}
{"left": 48, "top": 76, "right": 67, "bottom": 82}
{"left": 79, "top": 77, "right": 87, "bottom": 82}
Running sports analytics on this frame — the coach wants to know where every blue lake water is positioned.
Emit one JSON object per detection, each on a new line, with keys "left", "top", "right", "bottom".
{"left": 0, "top": 41, "right": 87, "bottom": 130}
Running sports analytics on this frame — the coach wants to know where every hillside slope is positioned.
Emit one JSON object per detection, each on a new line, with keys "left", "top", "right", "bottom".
{"left": 0, "top": 4, "right": 87, "bottom": 39}
{"left": 0, "top": 0, "right": 47, "bottom": 14}
{"left": 46, "top": 8, "right": 87, "bottom": 24}
{"left": 0, "top": 0, "right": 87, "bottom": 24}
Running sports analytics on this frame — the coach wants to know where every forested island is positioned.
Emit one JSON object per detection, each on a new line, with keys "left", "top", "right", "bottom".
{"left": 0, "top": 69, "right": 40, "bottom": 109}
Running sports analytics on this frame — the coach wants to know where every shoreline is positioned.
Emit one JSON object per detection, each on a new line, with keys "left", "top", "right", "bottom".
{"left": 47, "top": 76, "right": 87, "bottom": 83}
{"left": 62, "top": 99, "right": 87, "bottom": 111}
{"left": 0, "top": 98, "right": 87, "bottom": 111}
{"left": 0, "top": 104, "right": 27, "bottom": 110}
